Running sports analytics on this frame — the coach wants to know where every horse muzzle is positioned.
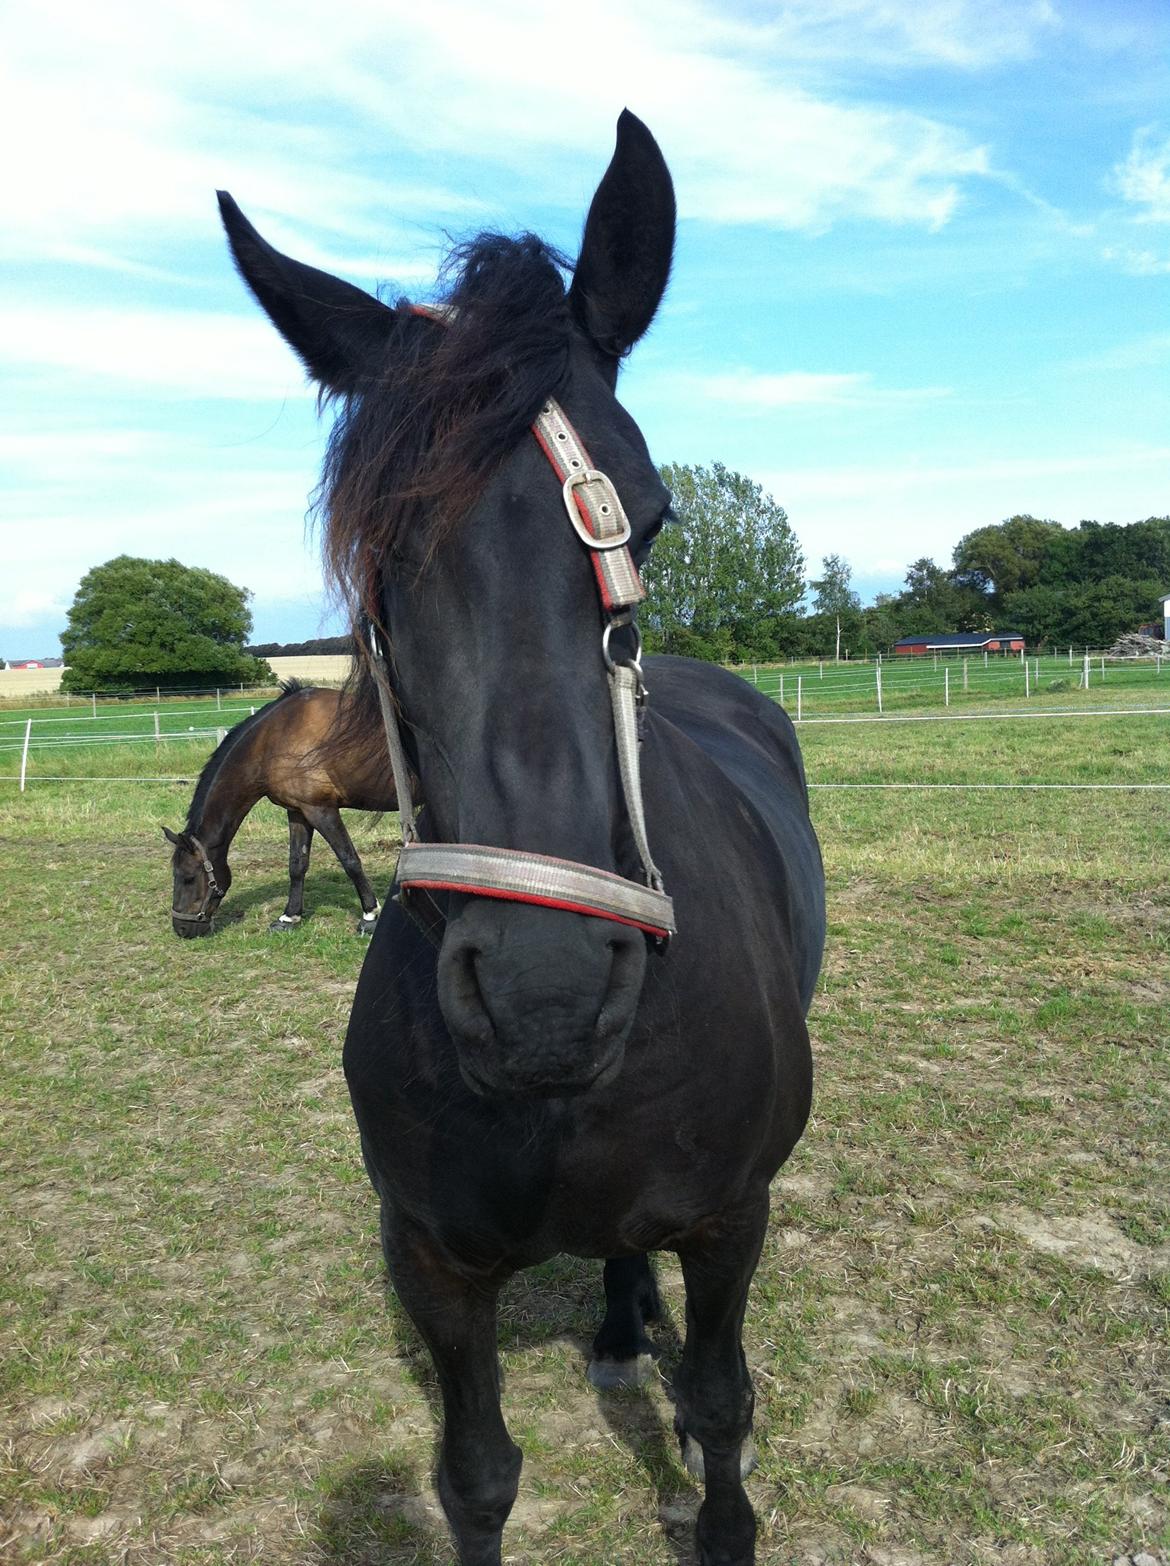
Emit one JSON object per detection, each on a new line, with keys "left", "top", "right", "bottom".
{"left": 437, "top": 900, "right": 647, "bottom": 1098}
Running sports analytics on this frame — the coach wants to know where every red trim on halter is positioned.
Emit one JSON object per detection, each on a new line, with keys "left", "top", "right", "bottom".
{"left": 398, "top": 878, "right": 672, "bottom": 939}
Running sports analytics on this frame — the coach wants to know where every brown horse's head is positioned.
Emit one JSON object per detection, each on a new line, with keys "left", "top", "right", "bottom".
{"left": 163, "top": 825, "right": 230, "bottom": 938}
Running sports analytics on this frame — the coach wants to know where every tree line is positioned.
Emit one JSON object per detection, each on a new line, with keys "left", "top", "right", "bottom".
{"left": 54, "top": 476, "right": 1169, "bottom": 691}
{"left": 643, "top": 465, "right": 1168, "bottom": 660}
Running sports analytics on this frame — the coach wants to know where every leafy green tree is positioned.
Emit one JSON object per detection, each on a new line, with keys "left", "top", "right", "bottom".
{"left": 61, "top": 556, "right": 273, "bottom": 694}
{"left": 891, "top": 557, "right": 987, "bottom": 636}
{"left": 952, "top": 515, "right": 1066, "bottom": 602}
{"left": 641, "top": 463, "right": 805, "bottom": 661}
{"left": 806, "top": 553, "right": 862, "bottom": 658}
{"left": 1004, "top": 575, "right": 1166, "bottom": 648}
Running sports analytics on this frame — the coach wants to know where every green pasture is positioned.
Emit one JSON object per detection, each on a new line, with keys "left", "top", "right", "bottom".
{"left": 1, "top": 688, "right": 1167, "bottom": 1564}
{"left": 740, "top": 650, "right": 1170, "bottom": 718}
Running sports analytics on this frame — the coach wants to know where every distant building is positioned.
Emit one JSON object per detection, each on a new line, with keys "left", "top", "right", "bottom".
{"left": 1163, "top": 594, "right": 1170, "bottom": 641}
{"left": 892, "top": 632, "right": 1025, "bottom": 657}
{"left": 7, "top": 657, "right": 65, "bottom": 669}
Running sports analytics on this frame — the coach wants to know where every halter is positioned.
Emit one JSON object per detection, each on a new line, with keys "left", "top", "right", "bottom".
{"left": 367, "top": 311, "right": 675, "bottom": 945}
{"left": 170, "top": 833, "right": 223, "bottom": 925}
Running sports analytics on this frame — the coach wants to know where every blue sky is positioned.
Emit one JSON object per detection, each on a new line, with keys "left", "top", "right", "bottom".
{"left": 2, "top": 0, "right": 1168, "bottom": 657}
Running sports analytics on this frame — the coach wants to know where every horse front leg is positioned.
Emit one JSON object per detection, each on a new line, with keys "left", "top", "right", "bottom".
{"left": 674, "top": 1196, "right": 769, "bottom": 1566}
{"left": 380, "top": 1206, "right": 521, "bottom": 1566}
{"left": 270, "top": 809, "right": 314, "bottom": 931}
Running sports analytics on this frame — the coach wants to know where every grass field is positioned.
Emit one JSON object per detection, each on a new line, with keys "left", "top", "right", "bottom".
{"left": 1, "top": 685, "right": 1168, "bottom": 1564}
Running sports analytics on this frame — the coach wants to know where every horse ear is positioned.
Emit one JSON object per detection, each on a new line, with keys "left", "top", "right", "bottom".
{"left": 162, "top": 826, "right": 183, "bottom": 848}
{"left": 568, "top": 110, "right": 676, "bottom": 366}
{"left": 217, "top": 191, "right": 399, "bottom": 392}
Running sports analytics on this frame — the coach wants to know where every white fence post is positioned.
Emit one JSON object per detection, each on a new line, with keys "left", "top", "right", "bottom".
{"left": 876, "top": 664, "right": 883, "bottom": 714}
{"left": 216, "top": 688, "right": 222, "bottom": 710}
{"left": 19, "top": 719, "right": 32, "bottom": 792}
{"left": 154, "top": 712, "right": 160, "bottom": 743}
{"left": 945, "top": 667, "right": 950, "bottom": 707}
{"left": 1082, "top": 653, "right": 1090, "bottom": 689}
{"left": 92, "top": 692, "right": 97, "bottom": 719}
{"left": 217, "top": 728, "right": 227, "bottom": 745}
{"left": 963, "top": 658, "right": 969, "bottom": 693}
{"left": 797, "top": 675, "right": 803, "bottom": 721}
{"left": 1024, "top": 659, "right": 1030, "bottom": 698}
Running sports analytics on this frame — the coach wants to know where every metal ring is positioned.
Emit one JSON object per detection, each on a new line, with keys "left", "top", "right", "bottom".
{"left": 602, "top": 619, "right": 643, "bottom": 674}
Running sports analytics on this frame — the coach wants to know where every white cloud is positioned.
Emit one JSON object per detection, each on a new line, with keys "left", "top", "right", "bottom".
{"left": 697, "top": 368, "right": 950, "bottom": 409}
{"left": 0, "top": 0, "right": 999, "bottom": 264}
{"left": 0, "top": 307, "right": 313, "bottom": 400}
{"left": 1112, "top": 128, "right": 1170, "bottom": 223}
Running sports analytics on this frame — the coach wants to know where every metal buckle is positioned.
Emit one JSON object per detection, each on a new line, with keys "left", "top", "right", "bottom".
{"left": 562, "top": 469, "right": 632, "bottom": 549}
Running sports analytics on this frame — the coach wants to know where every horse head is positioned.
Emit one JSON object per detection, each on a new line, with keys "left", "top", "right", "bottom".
{"left": 219, "top": 111, "right": 676, "bottom": 1096}
{"left": 163, "top": 825, "right": 231, "bottom": 938}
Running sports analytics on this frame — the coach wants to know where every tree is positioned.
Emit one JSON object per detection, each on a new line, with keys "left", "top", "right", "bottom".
{"left": 951, "top": 515, "right": 1066, "bottom": 602}
{"left": 807, "top": 553, "right": 862, "bottom": 659}
{"left": 61, "top": 556, "right": 273, "bottom": 693}
{"left": 641, "top": 463, "right": 805, "bottom": 661}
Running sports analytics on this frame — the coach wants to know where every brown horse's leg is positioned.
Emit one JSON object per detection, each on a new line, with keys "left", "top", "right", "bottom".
{"left": 304, "top": 805, "right": 380, "bottom": 931}
{"left": 271, "top": 809, "right": 314, "bottom": 931}
{"left": 674, "top": 1195, "right": 769, "bottom": 1566}
{"left": 380, "top": 1205, "right": 521, "bottom": 1566}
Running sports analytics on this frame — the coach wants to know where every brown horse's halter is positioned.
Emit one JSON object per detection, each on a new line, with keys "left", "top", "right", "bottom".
{"left": 368, "top": 313, "right": 675, "bottom": 945}
{"left": 170, "top": 833, "right": 223, "bottom": 925}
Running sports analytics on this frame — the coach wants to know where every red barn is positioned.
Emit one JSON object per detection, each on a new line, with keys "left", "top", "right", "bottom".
{"left": 892, "top": 632, "right": 1025, "bottom": 657}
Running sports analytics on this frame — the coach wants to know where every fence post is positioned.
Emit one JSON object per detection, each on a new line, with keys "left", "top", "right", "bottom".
{"left": 19, "top": 719, "right": 32, "bottom": 792}
{"left": 963, "top": 658, "right": 969, "bottom": 693}
{"left": 944, "top": 667, "right": 950, "bottom": 707}
{"left": 216, "top": 688, "right": 222, "bottom": 710}
{"left": 155, "top": 686, "right": 160, "bottom": 703}
{"left": 1082, "top": 653, "right": 1090, "bottom": 689}
{"left": 876, "top": 664, "right": 883, "bottom": 714}
{"left": 92, "top": 692, "right": 97, "bottom": 719}
{"left": 217, "top": 728, "right": 227, "bottom": 745}
{"left": 819, "top": 660, "right": 824, "bottom": 679}
{"left": 797, "top": 675, "right": 802, "bottom": 721}
{"left": 779, "top": 673, "right": 785, "bottom": 706}
{"left": 983, "top": 650, "right": 988, "bottom": 669}
{"left": 154, "top": 712, "right": 160, "bottom": 743}
{"left": 1024, "top": 659, "right": 1030, "bottom": 698}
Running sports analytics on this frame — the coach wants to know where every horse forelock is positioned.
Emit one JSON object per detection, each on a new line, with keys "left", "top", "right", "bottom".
{"left": 318, "top": 231, "right": 575, "bottom": 629}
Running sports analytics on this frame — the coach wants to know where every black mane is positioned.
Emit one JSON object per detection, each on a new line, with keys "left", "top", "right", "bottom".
{"left": 185, "top": 683, "right": 306, "bottom": 833}
{"left": 320, "top": 232, "right": 573, "bottom": 625}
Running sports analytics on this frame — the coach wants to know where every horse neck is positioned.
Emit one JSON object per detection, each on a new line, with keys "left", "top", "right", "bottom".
{"left": 190, "top": 732, "right": 264, "bottom": 857}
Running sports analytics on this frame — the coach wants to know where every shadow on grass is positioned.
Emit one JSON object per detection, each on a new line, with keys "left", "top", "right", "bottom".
{"left": 316, "top": 1456, "right": 453, "bottom": 1564}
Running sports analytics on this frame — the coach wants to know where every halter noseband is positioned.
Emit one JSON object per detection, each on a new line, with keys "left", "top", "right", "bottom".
{"left": 170, "top": 833, "right": 223, "bottom": 925}
{"left": 367, "top": 308, "right": 675, "bottom": 945}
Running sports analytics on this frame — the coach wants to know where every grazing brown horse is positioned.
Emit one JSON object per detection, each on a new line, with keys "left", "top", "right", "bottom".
{"left": 165, "top": 681, "right": 394, "bottom": 937}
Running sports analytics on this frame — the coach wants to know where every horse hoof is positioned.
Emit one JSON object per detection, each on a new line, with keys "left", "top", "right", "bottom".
{"left": 357, "top": 916, "right": 378, "bottom": 937}
{"left": 587, "top": 1352, "right": 657, "bottom": 1390}
{"left": 269, "top": 916, "right": 302, "bottom": 932}
{"left": 680, "top": 1433, "right": 757, "bottom": 1482}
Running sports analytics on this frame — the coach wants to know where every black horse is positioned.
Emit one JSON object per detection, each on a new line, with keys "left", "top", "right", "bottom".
{"left": 164, "top": 682, "right": 393, "bottom": 937}
{"left": 219, "top": 111, "right": 825, "bottom": 1565}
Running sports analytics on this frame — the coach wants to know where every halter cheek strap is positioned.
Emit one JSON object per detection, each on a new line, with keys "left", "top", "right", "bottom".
{"left": 170, "top": 833, "right": 223, "bottom": 923}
